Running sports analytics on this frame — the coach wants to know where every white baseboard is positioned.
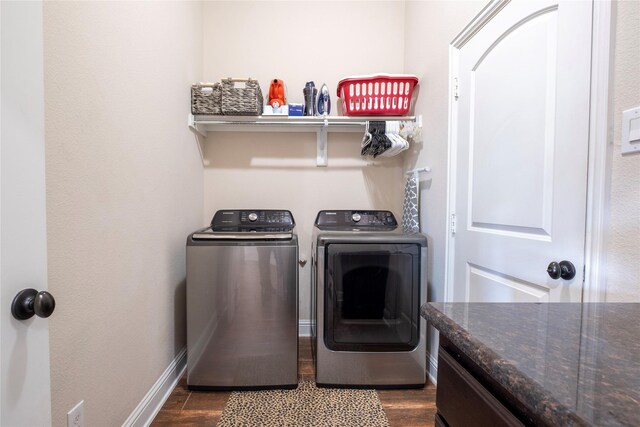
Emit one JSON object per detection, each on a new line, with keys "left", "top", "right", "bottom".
{"left": 427, "top": 351, "right": 438, "bottom": 385}
{"left": 299, "top": 319, "right": 312, "bottom": 337}
{"left": 123, "top": 347, "right": 187, "bottom": 427}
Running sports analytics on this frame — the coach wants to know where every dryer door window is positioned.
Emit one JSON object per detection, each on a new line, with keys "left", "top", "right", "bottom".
{"left": 324, "top": 243, "right": 420, "bottom": 352}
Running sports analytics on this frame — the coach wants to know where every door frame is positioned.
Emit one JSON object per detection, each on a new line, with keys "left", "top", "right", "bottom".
{"left": 444, "top": 0, "right": 615, "bottom": 303}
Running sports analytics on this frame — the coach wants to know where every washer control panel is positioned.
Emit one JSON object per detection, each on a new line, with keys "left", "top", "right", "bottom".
{"left": 315, "top": 210, "right": 397, "bottom": 230}
{"left": 211, "top": 210, "right": 295, "bottom": 231}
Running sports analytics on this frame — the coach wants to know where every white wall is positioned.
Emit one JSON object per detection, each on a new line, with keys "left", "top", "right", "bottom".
{"left": 43, "top": 2, "right": 203, "bottom": 425}
{"left": 606, "top": 0, "right": 640, "bottom": 301}
{"left": 201, "top": 1, "right": 407, "bottom": 321}
{"left": 403, "top": 0, "right": 487, "bottom": 377}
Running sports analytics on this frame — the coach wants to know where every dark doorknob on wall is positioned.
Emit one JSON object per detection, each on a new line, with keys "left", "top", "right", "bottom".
{"left": 546, "top": 261, "right": 576, "bottom": 280}
{"left": 11, "top": 288, "right": 56, "bottom": 320}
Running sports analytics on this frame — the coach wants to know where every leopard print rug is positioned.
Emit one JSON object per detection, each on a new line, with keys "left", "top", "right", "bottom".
{"left": 217, "top": 380, "right": 389, "bottom": 426}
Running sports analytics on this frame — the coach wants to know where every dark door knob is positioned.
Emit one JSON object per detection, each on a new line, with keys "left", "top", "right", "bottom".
{"left": 11, "top": 288, "right": 56, "bottom": 320}
{"left": 546, "top": 261, "right": 576, "bottom": 280}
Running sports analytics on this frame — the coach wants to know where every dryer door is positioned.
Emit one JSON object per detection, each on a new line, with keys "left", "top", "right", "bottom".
{"left": 324, "top": 243, "right": 420, "bottom": 352}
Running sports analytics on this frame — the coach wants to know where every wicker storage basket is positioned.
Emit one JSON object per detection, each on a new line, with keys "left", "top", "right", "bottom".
{"left": 191, "top": 82, "right": 222, "bottom": 115}
{"left": 221, "top": 78, "right": 263, "bottom": 116}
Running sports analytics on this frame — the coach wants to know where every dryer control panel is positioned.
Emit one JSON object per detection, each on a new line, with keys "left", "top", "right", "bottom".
{"left": 315, "top": 210, "right": 397, "bottom": 230}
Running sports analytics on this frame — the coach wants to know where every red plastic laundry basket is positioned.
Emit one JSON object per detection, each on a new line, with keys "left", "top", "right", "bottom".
{"left": 336, "top": 74, "right": 418, "bottom": 116}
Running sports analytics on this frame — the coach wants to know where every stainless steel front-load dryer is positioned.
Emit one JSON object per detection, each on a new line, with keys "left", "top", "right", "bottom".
{"left": 311, "top": 210, "right": 427, "bottom": 388}
{"left": 187, "top": 209, "right": 298, "bottom": 390}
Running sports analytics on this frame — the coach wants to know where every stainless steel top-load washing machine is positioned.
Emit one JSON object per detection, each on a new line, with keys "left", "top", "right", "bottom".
{"left": 311, "top": 210, "right": 427, "bottom": 388}
{"left": 187, "top": 209, "right": 298, "bottom": 390}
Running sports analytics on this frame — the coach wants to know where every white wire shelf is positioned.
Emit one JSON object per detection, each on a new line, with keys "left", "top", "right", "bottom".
{"left": 188, "top": 114, "right": 420, "bottom": 166}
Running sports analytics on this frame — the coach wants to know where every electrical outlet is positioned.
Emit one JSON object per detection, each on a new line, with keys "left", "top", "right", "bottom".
{"left": 67, "top": 400, "right": 84, "bottom": 427}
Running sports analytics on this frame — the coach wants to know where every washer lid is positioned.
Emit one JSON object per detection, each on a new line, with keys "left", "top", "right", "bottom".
{"left": 191, "top": 228, "right": 293, "bottom": 241}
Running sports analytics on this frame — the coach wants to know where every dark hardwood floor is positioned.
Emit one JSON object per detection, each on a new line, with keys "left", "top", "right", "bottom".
{"left": 151, "top": 337, "right": 436, "bottom": 426}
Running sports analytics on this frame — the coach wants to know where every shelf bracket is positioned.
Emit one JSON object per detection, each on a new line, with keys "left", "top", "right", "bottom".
{"left": 316, "top": 118, "right": 329, "bottom": 167}
{"left": 187, "top": 114, "right": 209, "bottom": 166}
{"left": 188, "top": 114, "right": 207, "bottom": 138}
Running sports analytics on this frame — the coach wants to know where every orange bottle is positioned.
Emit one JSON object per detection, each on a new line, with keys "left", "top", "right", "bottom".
{"left": 268, "top": 79, "right": 286, "bottom": 108}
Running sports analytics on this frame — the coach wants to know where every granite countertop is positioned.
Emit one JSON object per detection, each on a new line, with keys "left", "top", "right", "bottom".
{"left": 422, "top": 303, "right": 640, "bottom": 426}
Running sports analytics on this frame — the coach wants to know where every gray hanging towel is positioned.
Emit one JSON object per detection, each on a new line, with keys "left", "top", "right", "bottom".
{"left": 402, "top": 172, "right": 420, "bottom": 233}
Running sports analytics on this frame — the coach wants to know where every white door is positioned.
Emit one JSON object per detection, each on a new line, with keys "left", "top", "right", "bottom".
{"left": 448, "top": 0, "right": 592, "bottom": 303}
{"left": 1, "top": 1, "right": 53, "bottom": 425}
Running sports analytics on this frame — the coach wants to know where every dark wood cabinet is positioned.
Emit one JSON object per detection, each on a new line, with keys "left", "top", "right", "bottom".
{"left": 434, "top": 413, "right": 447, "bottom": 427}
{"left": 435, "top": 347, "right": 523, "bottom": 426}
{"left": 435, "top": 334, "right": 548, "bottom": 427}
